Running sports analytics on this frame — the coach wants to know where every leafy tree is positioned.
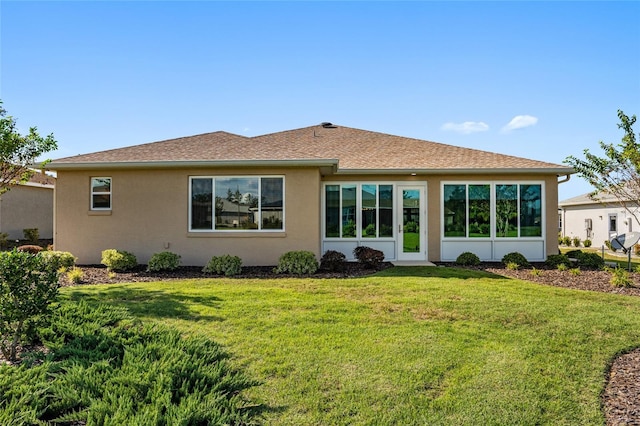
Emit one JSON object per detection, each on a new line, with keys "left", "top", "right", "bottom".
{"left": 0, "top": 101, "right": 58, "bottom": 194}
{"left": 565, "top": 110, "right": 639, "bottom": 224}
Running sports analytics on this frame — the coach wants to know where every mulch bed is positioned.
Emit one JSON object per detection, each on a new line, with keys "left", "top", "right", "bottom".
{"left": 57, "top": 261, "right": 640, "bottom": 424}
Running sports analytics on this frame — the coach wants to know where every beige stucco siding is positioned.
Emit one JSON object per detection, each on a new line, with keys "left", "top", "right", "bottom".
{"left": 0, "top": 185, "right": 54, "bottom": 240}
{"left": 54, "top": 167, "right": 321, "bottom": 266}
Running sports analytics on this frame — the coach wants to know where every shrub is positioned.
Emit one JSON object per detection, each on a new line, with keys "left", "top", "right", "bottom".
{"left": 605, "top": 240, "right": 614, "bottom": 251}
{"left": 545, "top": 254, "right": 570, "bottom": 268}
{"left": 569, "top": 268, "right": 581, "bottom": 276}
{"left": 501, "top": 252, "right": 529, "bottom": 268}
{"left": 572, "top": 236, "right": 581, "bottom": 247}
{"left": 364, "top": 223, "right": 377, "bottom": 237}
{"left": 275, "top": 251, "right": 318, "bottom": 275}
{"left": 320, "top": 250, "right": 346, "bottom": 272}
{"left": 609, "top": 267, "right": 633, "bottom": 288}
{"left": 404, "top": 221, "right": 418, "bottom": 233}
{"left": 66, "top": 267, "right": 84, "bottom": 284}
{"left": 565, "top": 250, "right": 582, "bottom": 259}
{"left": 147, "top": 251, "right": 181, "bottom": 272}
{"left": 101, "top": 249, "right": 137, "bottom": 272}
{"left": 342, "top": 220, "right": 356, "bottom": 238}
{"left": 562, "top": 236, "right": 572, "bottom": 246}
{"left": 353, "top": 246, "right": 385, "bottom": 269}
{"left": 530, "top": 267, "right": 542, "bottom": 276}
{"left": 455, "top": 251, "right": 480, "bottom": 266}
{"left": 0, "top": 233, "right": 7, "bottom": 249}
{"left": 557, "top": 263, "right": 568, "bottom": 272}
{"left": 39, "top": 250, "right": 77, "bottom": 272}
{"left": 23, "top": 228, "right": 39, "bottom": 244}
{"left": 506, "top": 262, "right": 520, "bottom": 270}
{"left": 584, "top": 239, "right": 592, "bottom": 248}
{"left": 17, "top": 244, "right": 43, "bottom": 254}
{"left": 203, "top": 254, "right": 243, "bottom": 276}
{"left": 0, "top": 250, "right": 59, "bottom": 362}
{"left": 575, "top": 252, "right": 605, "bottom": 269}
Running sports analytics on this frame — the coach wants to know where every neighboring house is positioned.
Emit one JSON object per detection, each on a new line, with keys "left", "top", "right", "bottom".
{"left": 45, "top": 123, "right": 573, "bottom": 266}
{"left": 0, "top": 171, "right": 55, "bottom": 240}
{"left": 559, "top": 192, "right": 639, "bottom": 247}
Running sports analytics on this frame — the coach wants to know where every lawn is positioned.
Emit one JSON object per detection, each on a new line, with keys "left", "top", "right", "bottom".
{"left": 63, "top": 266, "right": 640, "bottom": 425}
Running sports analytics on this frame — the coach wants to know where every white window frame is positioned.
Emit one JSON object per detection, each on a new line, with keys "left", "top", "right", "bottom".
{"left": 188, "top": 176, "right": 285, "bottom": 232}
{"left": 90, "top": 177, "right": 112, "bottom": 211}
{"left": 322, "top": 182, "right": 396, "bottom": 240}
{"left": 441, "top": 181, "right": 545, "bottom": 240}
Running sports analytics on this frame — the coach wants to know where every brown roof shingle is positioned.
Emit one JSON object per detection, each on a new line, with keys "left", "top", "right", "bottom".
{"left": 47, "top": 124, "right": 572, "bottom": 174}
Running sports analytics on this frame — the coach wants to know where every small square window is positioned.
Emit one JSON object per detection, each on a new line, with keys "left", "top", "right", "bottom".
{"left": 91, "top": 177, "right": 112, "bottom": 210}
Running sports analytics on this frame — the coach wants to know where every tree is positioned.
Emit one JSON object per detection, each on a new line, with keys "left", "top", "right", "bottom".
{"left": 0, "top": 100, "right": 58, "bottom": 194}
{"left": 565, "top": 110, "right": 639, "bottom": 224}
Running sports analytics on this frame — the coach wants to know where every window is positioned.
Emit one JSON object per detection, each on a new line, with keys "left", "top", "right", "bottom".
{"left": 609, "top": 214, "right": 617, "bottom": 233}
{"left": 190, "top": 176, "right": 284, "bottom": 231}
{"left": 91, "top": 177, "right": 111, "bottom": 210}
{"left": 324, "top": 183, "right": 393, "bottom": 239}
{"left": 443, "top": 182, "right": 543, "bottom": 238}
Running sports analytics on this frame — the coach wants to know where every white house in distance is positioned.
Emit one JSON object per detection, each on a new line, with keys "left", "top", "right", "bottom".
{"left": 559, "top": 191, "right": 639, "bottom": 248}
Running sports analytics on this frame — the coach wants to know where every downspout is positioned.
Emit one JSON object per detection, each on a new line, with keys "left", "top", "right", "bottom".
{"left": 557, "top": 173, "right": 571, "bottom": 237}
{"left": 557, "top": 173, "right": 571, "bottom": 184}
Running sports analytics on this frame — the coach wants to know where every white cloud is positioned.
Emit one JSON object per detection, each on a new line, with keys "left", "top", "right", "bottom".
{"left": 501, "top": 115, "right": 538, "bottom": 133}
{"left": 441, "top": 121, "right": 490, "bottom": 134}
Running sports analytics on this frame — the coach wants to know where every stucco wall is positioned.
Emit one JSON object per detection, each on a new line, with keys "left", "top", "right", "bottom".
{"left": 0, "top": 184, "right": 54, "bottom": 240}
{"left": 561, "top": 203, "right": 637, "bottom": 248}
{"left": 54, "top": 167, "right": 321, "bottom": 266}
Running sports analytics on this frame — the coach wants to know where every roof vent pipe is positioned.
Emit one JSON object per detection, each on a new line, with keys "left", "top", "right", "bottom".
{"left": 321, "top": 122, "right": 337, "bottom": 128}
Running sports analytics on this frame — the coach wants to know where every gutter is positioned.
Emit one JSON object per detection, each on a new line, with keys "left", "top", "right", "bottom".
{"left": 336, "top": 167, "right": 575, "bottom": 175}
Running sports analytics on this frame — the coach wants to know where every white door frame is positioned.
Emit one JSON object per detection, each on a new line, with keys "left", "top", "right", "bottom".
{"left": 396, "top": 185, "right": 427, "bottom": 261}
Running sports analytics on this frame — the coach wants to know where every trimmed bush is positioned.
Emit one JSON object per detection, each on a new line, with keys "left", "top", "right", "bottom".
{"left": 23, "top": 228, "right": 39, "bottom": 244}
{"left": 583, "top": 239, "right": 592, "bottom": 248}
{"left": 565, "top": 250, "right": 582, "bottom": 259}
{"left": 562, "top": 236, "right": 572, "bottom": 246}
{"left": 39, "top": 250, "right": 77, "bottom": 272}
{"left": 575, "top": 251, "right": 605, "bottom": 269}
{"left": 275, "top": 251, "right": 318, "bottom": 275}
{"left": 545, "top": 254, "right": 571, "bottom": 268}
{"left": 101, "top": 249, "right": 137, "bottom": 272}
{"left": 353, "top": 246, "right": 385, "bottom": 269}
{"left": 572, "top": 236, "right": 581, "bottom": 247}
{"left": 147, "top": 251, "right": 181, "bottom": 272}
{"left": 320, "top": 250, "right": 346, "bottom": 272}
{"left": 203, "top": 255, "right": 243, "bottom": 276}
{"left": 455, "top": 251, "right": 480, "bottom": 266}
{"left": 501, "top": 252, "right": 529, "bottom": 268}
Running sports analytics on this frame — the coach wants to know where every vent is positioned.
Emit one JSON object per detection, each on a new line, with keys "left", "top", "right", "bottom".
{"left": 321, "top": 122, "right": 337, "bottom": 128}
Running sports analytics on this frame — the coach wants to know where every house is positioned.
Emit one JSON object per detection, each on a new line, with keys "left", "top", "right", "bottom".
{"left": 44, "top": 123, "right": 573, "bottom": 266}
{"left": 559, "top": 191, "right": 639, "bottom": 248}
{"left": 0, "top": 171, "right": 55, "bottom": 240}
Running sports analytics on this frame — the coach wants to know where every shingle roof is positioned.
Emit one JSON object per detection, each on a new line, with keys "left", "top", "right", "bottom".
{"left": 47, "top": 124, "right": 573, "bottom": 174}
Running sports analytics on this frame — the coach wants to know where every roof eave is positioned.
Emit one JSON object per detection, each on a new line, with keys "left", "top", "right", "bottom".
{"left": 44, "top": 159, "right": 340, "bottom": 172}
{"left": 335, "top": 167, "right": 575, "bottom": 175}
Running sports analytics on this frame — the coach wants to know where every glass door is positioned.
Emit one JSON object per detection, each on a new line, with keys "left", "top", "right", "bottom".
{"left": 397, "top": 186, "right": 426, "bottom": 261}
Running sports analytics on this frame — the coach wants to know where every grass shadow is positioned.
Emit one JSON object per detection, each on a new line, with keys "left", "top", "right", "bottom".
{"left": 373, "top": 265, "right": 512, "bottom": 280}
{"left": 64, "top": 286, "right": 226, "bottom": 322}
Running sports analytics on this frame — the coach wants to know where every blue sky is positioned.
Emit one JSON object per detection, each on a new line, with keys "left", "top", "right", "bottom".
{"left": 1, "top": 1, "right": 639, "bottom": 200}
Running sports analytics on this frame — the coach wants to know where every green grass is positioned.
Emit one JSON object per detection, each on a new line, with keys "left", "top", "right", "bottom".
{"left": 62, "top": 267, "right": 640, "bottom": 425}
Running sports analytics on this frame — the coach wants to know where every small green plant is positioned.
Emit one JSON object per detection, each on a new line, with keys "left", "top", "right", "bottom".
{"left": 353, "top": 246, "right": 385, "bottom": 269}
{"left": 562, "top": 236, "right": 572, "bottom": 246}
{"left": 530, "top": 267, "right": 542, "bottom": 276}
{"left": 604, "top": 240, "right": 614, "bottom": 251}
{"left": 609, "top": 267, "right": 633, "bottom": 288}
{"left": 320, "top": 250, "right": 347, "bottom": 272}
{"left": 101, "top": 249, "right": 137, "bottom": 272}
{"left": 569, "top": 268, "right": 581, "bottom": 276}
{"left": 275, "top": 251, "right": 319, "bottom": 275}
{"left": 108, "top": 271, "right": 117, "bottom": 279}
{"left": 66, "top": 267, "right": 84, "bottom": 284}
{"left": 203, "top": 254, "right": 243, "bottom": 276}
{"left": 583, "top": 239, "right": 592, "bottom": 248}
{"left": 572, "top": 236, "right": 581, "bottom": 247}
{"left": 557, "top": 263, "right": 568, "bottom": 272}
{"left": 23, "top": 228, "right": 39, "bottom": 244}
{"left": 39, "top": 250, "right": 77, "bottom": 272}
{"left": 364, "top": 223, "right": 377, "bottom": 237}
{"left": 502, "top": 252, "right": 529, "bottom": 268}
{"left": 506, "top": 261, "right": 520, "bottom": 270}
{"left": 342, "top": 220, "right": 356, "bottom": 238}
{"left": 0, "top": 232, "right": 8, "bottom": 249}
{"left": 147, "top": 251, "right": 181, "bottom": 272}
{"left": 455, "top": 251, "right": 480, "bottom": 266}
{"left": 0, "top": 250, "right": 59, "bottom": 362}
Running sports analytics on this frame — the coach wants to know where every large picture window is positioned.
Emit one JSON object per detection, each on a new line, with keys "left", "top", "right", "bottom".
{"left": 443, "top": 182, "right": 542, "bottom": 239}
{"left": 324, "top": 183, "right": 393, "bottom": 239}
{"left": 190, "top": 176, "right": 284, "bottom": 231}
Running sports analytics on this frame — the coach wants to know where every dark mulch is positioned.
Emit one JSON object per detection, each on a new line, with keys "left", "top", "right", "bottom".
{"left": 60, "top": 261, "right": 639, "bottom": 425}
